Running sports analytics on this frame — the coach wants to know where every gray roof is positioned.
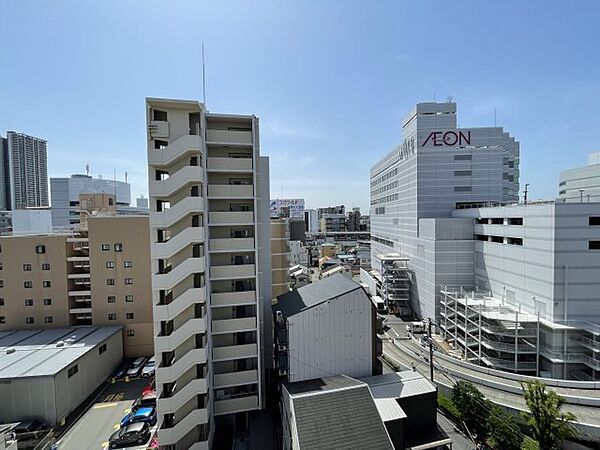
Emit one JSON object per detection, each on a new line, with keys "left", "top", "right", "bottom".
{"left": 0, "top": 326, "right": 121, "bottom": 378}
{"left": 285, "top": 375, "right": 393, "bottom": 450}
{"left": 361, "top": 370, "right": 436, "bottom": 399}
{"left": 274, "top": 274, "right": 363, "bottom": 318}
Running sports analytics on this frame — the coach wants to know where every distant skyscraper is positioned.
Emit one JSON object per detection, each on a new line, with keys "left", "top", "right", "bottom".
{"left": 5, "top": 131, "right": 49, "bottom": 210}
{"left": 0, "top": 137, "right": 8, "bottom": 210}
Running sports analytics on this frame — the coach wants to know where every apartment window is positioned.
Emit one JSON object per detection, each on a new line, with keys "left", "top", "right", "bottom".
{"left": 106, "top": 261, "right": 115, "bottom": 269}
{"left": 114, "top": 243, "right": 123, "bottom": 252}
{"left": 44, "top": 298, "right": 52, "bottom": 306}
{"left": 153, "top": 109, "right": 167, "bottom": 121}
{"left": 23, "top": 263, "right": 32, "bottom": 271}
{"left": 454, "top": 170, "right": 472, "bottom": 176}
{"left": 192, "top": 214, "right": 201, "bottom": 227}
{"left": 35, "top": 245, "right": 46, "bottom": 254}
{"left": 0, "top": 316, "right": 5, "bottom": 324}
{"left": 507, "top": 237, "right": 523, "bottom": 246}
{"left": 0, "top": 263, "right": 2, "bottom": 270}
{"left": 101, "top": 244, "right": 110, "bottom": 251}
{"left": 107, "top": 296, "right": 116, "bottom": 303}
{"left": 454, "top": 186, "right": 472, "bottom": 192}
{"left": 43, "top": 281, "right": 51, "bottom": 288}
{"left": 124, "top": 261, "right": 133, "bottom": 268}
{"left": 127, "top": 330, "right": 135, "bottom": 337}
{"left": 154, "top": 139, "right": 168, "bottom": 149}
{"left": 0, "top": 298, "right": 4, "bottom": 306}
{"left": 155, "top": 169, "right": 169, "bottom": 181}
{"left": 67, "top": 365, "right": 78, "bottom": 378}
{"left": 99, "top": 343, "right": 107, "bottom": 355}
{"left": 589, "top": 217, "right": 600, "bottom": 226}
{"left": 0, "top": 280, "right": 3, "bottom": 288}
{"left": 108, "top": 198, "right": 114, "bottom": 206}
{"left": 26, "top": 317, "right": 34, "bottom": 324}
{"left": 125, "top": 295, "right": 134, "bottom": 303}
{"left": 107, "top": 279, "right": 115, "bottom": 286}
{"left": 24, "top": 281, "right": 33, "bottom": 289}
{"left": 454, "top": 154, "right": 472, "bottom": 161}
{"left": 45, "top": 316, "right": 53, "bottom": 324}
{"left": 124, "top": 277, "right": 133, "bottom": 285}
{"left": 25, "top": 299, "right": 33, "bottom": 307}
{"left": 508, "top": 218, "right": 523, "bottom": 226}
{"left": 490, "top": 236, "right": 504, "bottom": 243}
{"left": 190, "top": 156, "right": 198, "bottom": 166}
{"left": 191, "top": 185, "right": 200, "bottom": 197}
{"left": 42, "top": 263, "right": 50, "bottom": 270}
{"left": 589, "top": 241, "right": 600, "bottom": 250}
{"left": 490, "top": 218, "right": 504, "bottom": 225}
{"left": 126, "top": 312, "right": 134, "bottom": 320}
{"left": 108, "top": 313, "right": 117, "bottom": 320}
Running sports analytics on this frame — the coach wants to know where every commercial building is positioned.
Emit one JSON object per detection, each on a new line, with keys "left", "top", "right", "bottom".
{"left": 11, "top": 208, "right": 53, "bottom": 235}
{"left": 0, "top": 326, "right": 122, "bottom": 425}
{"left": 280, "top": 371, "right": 447, "bottom": 450}
{"left": 50, "top": 174, "right": 131, "bottom": 228}
{"left": 1, "top": 132, "right": 49, "bottom": 210}
{"left": 347, "top": 207, "right": 362, "bottom": 231}
{"left": 273, "top": 275, "right": 382, "bottom": 383}
{"left": 146, "top": 98, "right": 271, "bottom": 449}
{"left": 303, "top": 209, "right": 319, "bottom": 233}
{"left": 559, "top": 152, "right": 600, "bottom": 202}
{"left": 270, "top": 198, "right": 305, "bottom": 219}
{"left": 0, "top": 213, "right": 153, "bottom": 357}
{"left": 136, "top": 195, "right": 149, "bottom": 209}
{"left": 272, "top": 219, "right": 291, "bottom": 298}
{"left": 370, "top": 101, "right": 519, "bottom": 321}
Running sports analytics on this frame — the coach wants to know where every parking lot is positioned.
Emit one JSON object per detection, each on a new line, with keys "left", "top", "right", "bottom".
{"left": 57, "top": 378, "right": 155, "bottom": 450}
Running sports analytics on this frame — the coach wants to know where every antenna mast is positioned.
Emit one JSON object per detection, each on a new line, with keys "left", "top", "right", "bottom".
{"left": 202, "top": 42, "right": 207, "bottom": 104}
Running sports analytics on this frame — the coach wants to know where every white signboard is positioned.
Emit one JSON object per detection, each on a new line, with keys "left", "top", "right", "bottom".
{"left": 270, "top": 198, "right": 305, "bottom": 218}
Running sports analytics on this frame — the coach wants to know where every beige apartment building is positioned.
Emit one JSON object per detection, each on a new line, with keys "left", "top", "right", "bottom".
{"left": 271, "top": 219, "right": 290, "bottom": 298}
{"left": 0, "top": 212, "right": 153, "bottom": 357}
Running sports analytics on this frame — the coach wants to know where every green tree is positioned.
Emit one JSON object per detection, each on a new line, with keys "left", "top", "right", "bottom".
{"left": 451, "top": 381, "right": 489, "bottom": 440}
{"left": 521, "top": 380, "right": 578, "bottom": 449}
{"left": 487, "top": 403, "right": 523, "bottom": 450}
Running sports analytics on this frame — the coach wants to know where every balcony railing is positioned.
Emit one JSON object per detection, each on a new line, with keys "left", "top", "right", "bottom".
{"left": 206, "top": 130, "right": 252, "bottom": 145}
{"left": 210, "top": 264, "right": 255, "bottom": 280}
{"left": 214, "top": 395, "right": 259, "bottom": 415}
{"left": 212, "top": 317, "right": 257, "bottom": 334}
{"left": 214, "top": 369, "right": 258, "bottom": 388}
{"left": 210, "top": 291, "right": 256, "bottom": 307}
{"left": 207, "top": 157, "right": 253, "bottom": 171}
{"left": 208, "top": 211, "right": 254, "bottom": 225}
{"left": 207, "top": 184, "right": 254, "bottom": 198}
{"left": 209, "top": 237, "right": 254, "bottom": 252}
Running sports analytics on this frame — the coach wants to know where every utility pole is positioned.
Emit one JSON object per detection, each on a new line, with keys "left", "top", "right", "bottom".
{"left": 524, "top": 183, "right": 529, "bottom": 205}
{"left": 579, "top": 189, "right": 585, "bottom": 203}
{"left": 428, "top": 318, "right": 434, "bottom": 382}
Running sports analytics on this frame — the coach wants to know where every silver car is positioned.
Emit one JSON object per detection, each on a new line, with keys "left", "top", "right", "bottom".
{"left": 126, "top": 357, "right": 147, "bottom": 378}
{"left": 141, "top": 356, "right": 156, "bottom": 378}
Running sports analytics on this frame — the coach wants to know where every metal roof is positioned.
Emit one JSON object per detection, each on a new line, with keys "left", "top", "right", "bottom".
{"left": 361, "top": 370, "right": 436, "bottom": 399}
{"left": 0, "top": 326, "right": 121, "bottom": 378}
{"left": 374, "top": 397, "right": 407, "bottom": 422}
{"left": 274, "top": 274, "right": 363, "bottom": 318}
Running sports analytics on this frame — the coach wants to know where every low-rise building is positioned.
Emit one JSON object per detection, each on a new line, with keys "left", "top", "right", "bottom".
{"left": 272, "top": 219, "right": 291, "bottom": 298}
{"left": 0, "top": 326, "right": 122, "bottom": 425}
{"left": 559, "top": 152, "right": 600, "bottom": 202}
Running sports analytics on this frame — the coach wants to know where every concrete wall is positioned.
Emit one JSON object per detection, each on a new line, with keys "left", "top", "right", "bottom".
{"left": 287, "top": 288, "right": 373, "bottom": 382}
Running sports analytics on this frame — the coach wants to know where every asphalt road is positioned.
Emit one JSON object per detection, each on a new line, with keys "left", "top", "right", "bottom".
{"left": 57, "top": 379, "right": 153, "bottom": 450}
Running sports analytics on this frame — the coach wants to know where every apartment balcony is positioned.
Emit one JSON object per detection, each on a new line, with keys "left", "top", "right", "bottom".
{"left": 156, "top": 348, "right": 207, "bottom": 383}
{"left": 214, "top": 369, "right": 258, "bottom": 389}
{"left": 212, "top": 317, "right": 256, "bottom": 334}
{"left": 207, "top": 184, "right": 254, "bottom": 199}
{"left": 214, "top": 395, "right": 259, "bottom": 416}
{"left": 159, "top": 378, "right": 208, "bottom": 415}
{"left": 153, "top": 258, "right": 206, "bottom": 290}
{"left": 67, "top": 273, "right": 90, "bottom": 280}
{"left": 155, "top": 317, "right": 208, "bottom": 352}
{"left": 154, "top": 288, "right": 207, "bottom": 321}
{"left": 211, "top": 291, "right": 256, "bottom": 307}
{"left": 579, "top": 336, "right": 600, "bottom": 351}
{"left": 152, "top": 228, "right": 206, "bottom": 259}
{"left": 66, "top": 256, "right": 90, "bottom": 263}
{"left": 68, "top": 290, "right": 91, "bottom": 297}
{"left": 149, "top": 166, "right": 205, "bottom": 198}
{"left": 213, "top": 344, "right": 258, "bottom": 362}
{"left": 148, "top": 134, "right": 202, "bottom": 167}
{"left": 69, "top": 307, "right": 92, "bottom": 315}
{"left": 209, "top": 237, "right": 255, "bottom": 252}
{"left": 208, "top": 211, "right": 254, "bottom": 226}
{"left": 206, "top": 129, "right": 252, "bottom": 146}
{"left": 207, "top": 157, "right": 253, "bottom": 172}
{"left": 210, "top": 264, "right": 255, "bottom": 280}
{"left": 150, "top": 197, "right": 205, "bottom": 228}
{"left": 158, "top": 408, "right": 209, "bottom": 447}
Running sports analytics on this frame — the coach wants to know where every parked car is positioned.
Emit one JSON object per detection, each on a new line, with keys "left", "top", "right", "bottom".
{"left": 120, "top": 407, "right": 157, "bottom": 428}
{"left": 141, "top": 356, "right": 155, "bottom": 378}
{"left": 147, "top": 436, "right": 159, "bottom": 449}
{"left": 109, "top": 422, "right": 151, "bottom": 448}
{"left": 126, "top": 357, "right": 147, "bottom": 378}
{"left": 14, "top": 419, "right": 45, "bottom": 434}
{"left": 132, "top": 392, "right": 157, "bottom": 411}
{"left": 141, "top": 379, "right": 155, "bottom": 396}
{"left": 112, "top": 360, "right": 130, "bottom": 379}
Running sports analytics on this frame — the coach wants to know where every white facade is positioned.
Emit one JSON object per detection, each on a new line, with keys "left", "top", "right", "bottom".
{"left": 559, "top": 152, "right": 600, "bottom": 202}
{"left": 147, "top": 98, "right": 270, "bottom": 449}
{"left": 288, "top": 240, "right": 308, "bottom": 266}
{"left": 370, "top": 102, "right": 520, "bottom": 320}
{"left": 11, "top": 209, "right": 53, "bottom": 235}
{"left": 304, "top": 208, "right": 319, "bottom": 233}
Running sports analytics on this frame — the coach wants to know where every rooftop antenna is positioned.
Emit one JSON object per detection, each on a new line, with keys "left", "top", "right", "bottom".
{"left": 125, "top": 171, "right": 128, "bottom": 183}
{"left": 447, "top": 96, "right": 453, "bottom": 103}
{"left": 85, "top": 163, "right": 90, "bottom": 176}
{"left": 433, "top": 91, "right": 436, "bottom": 103}
{"left": 202, "top": 42, "right": 207, "bottom": 104}
{"left": 494, "top": 107, "right": 497, "bottom": 127}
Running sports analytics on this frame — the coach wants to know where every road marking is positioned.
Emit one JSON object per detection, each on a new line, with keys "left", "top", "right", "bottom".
{"left": 113, "top": 423, "right": 120, "bottom": 429}
{"left": 93, "top": 402, "right": 118, "bottom": 409}
{"left": 124, "top": 408, "right": 131, "bottom": 413}
{"left": 101, "top": 441, "right": 109, "bottom": 448}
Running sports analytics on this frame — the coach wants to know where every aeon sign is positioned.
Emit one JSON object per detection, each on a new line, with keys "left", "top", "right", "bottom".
{"left": 422, "top": 130, "right": 471, "bottom": 147}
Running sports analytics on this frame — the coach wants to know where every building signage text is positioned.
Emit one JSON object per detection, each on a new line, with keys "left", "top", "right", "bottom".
{"left": 422, "top": 130, "right": 471, "bottom": 147}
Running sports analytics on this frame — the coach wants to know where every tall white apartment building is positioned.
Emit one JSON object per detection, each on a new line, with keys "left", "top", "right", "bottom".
{"left": 146, "top": 98, "right": 271, "bottom": 449}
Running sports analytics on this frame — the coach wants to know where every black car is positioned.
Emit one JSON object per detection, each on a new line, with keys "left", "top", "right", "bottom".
{"left": 14, "top": 419, "right": 45, "bottom": 434}
{"left": 108, "top": 422, "right": 150, "bottom": 448}
{"left": 112, "top": 360, "right": 130, "bottom": 379}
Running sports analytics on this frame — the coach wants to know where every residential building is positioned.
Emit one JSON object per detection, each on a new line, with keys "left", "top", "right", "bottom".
{"left": 273, "top": 275, "right": 382, "bottom": 383}
{"left": 559, "top": 152, "right": 600, "bottom": 202}
{"left": 0, "top": 214, "right": 153, "bottom": 357}
{"left": 136, "top": 195, "right": 149, "bottom": 209}
{"left": 0, "top": 137, "right": 8, "bottom": 210}
{"left": 280, "top": 371, "right": 447, "bottom": 450}
{"left": 0, "top": 326, "right": 122, "bottom": 425}
{"left": 50, "top": 174, "right": 131, "bottom": 228}
{"left": 0, "top": 211, "right": 10, "bottom": 234}
{"left": 288, "top": 240, "right": 309, "bottom": 266}
{"left": 288, "top": 218, "right": 305, "bottom": 242}
{"left": 370, "top": 101, "right": 519, "bottom": 321}
{"left": 272, "top": 218, "right": 291, "bottom": 298}
{"left": 347, "top": 207, "right": 362, "bottom": 231}
{"left": 303, "top": 209, "right": 319, "bottom": 233}
{"left": 270, "top": 198, "right": 305, "bottom": 219}
{"left": 5, "top": 132, "right": 49, "bottom": 210}
{"left": 146, "top": 97, "right": 271, "bottom": 449}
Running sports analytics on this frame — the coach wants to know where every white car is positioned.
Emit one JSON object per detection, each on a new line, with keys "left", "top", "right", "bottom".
{"left": 141, "top": 356, "right": 156, "bottom": 378}
{"left": 126, "top": 357, "right": 147, "bottom": 378}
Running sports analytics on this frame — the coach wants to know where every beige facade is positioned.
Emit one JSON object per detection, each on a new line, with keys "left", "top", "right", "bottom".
{"left": 271, "top": 219, "right": 290, "bottom": 298}
{"left": 0, "top": 215, "right": 153, "bottom": 357}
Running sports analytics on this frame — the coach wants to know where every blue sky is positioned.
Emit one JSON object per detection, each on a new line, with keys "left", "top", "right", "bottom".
{"left": 1, "top": 1, "right": 599, "bottom": 212}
